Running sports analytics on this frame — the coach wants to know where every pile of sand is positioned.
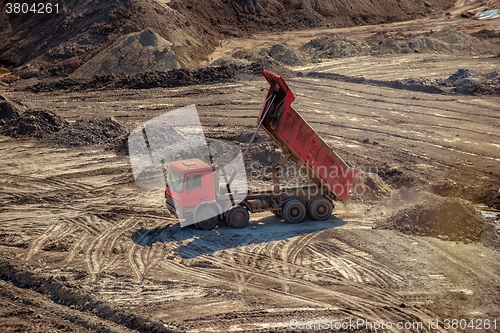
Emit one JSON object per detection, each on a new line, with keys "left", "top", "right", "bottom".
{"left": 376, "top": 192, "right": 485, "bottom": 242}
{"left": 1, "top": 110, "right": 68, "bottom": 138}
{"left": 71, "top": 29, "right": 192, "bottom": 79}
{"left": 47, "top": 117, "right": 128, "bottom": 147}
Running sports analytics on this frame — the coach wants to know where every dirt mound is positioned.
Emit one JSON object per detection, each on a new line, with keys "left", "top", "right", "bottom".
{"left": 265, "top": 44, "right": 306, "bottom": 66}
{"left": 300, "top": 35, "right": 370, "bottom": 59}
{"left": 210, "top": 57, "right": 252, "bottom": 67}
{"left": 1, "top": 0, "right": 454, "bottom": 78}
{"left": 368, "top": 26, "right": 497, "bottom": 56}
{"left": 431, "top": 179, "right": 500, "bottom": 210}
{"left": 72, "top": 29, "right": 192, "bottom": 79}
{"left": 1, "top": 110, "right": 67, "bottom": 138}
{"left": 0, "top": 0, "right": 215, "bottom": 78}
{"left": 47, "top": 117, "right": 127, "bottom": 147}
{"left": 400, "top": 69, "right": 500, "bottom": 96}
{"left": 480, "top": 219, "right": 500, "bottom": 250}
{"left": 376, "top": 193, "right": 485, "bottom": 242}
{"left": 28, "top": 61, "right": 294, "bottom": 93}
{"left": 0, "top": 100, "right": 20, "bottom": 121}
{"left": 360, "top": 172, "right": 396, "bottom": 201}
{"left": 444, "top": 69, "right": 500, "bottom": 95}
{"left": 471, "top": 29, "right": 500, "bottom": 45}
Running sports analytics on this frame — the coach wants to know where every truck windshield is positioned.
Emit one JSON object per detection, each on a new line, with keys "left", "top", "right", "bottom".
{"left": 167, "top": 168, "right": 184, "bottom": 193}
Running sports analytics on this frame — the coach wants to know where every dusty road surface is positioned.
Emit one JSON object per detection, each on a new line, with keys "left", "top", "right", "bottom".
{"left": 1, "top": 4, "right": 500, "bottom": 332}
{"left": 1, "top": 61, "right": 500, "bottom": 332}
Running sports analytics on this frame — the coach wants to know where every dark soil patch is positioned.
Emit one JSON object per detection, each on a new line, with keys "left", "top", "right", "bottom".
{"left": 0, "top": 100, "right": 20, "bottom": 121}
{"left": 27, "top": 61, "right": 293, "bottom": 93}
{"left": 1, "top": 110, "right": 68, "bottom": 138}
{"left": 376, "top": 193, "right": 485, "bottom": 242}
{"left": 46, "top": 117, "right": 128, "bottom": 148}
{"left": 377, "top": 165, "right": 423, "bottom": 189}
{"left": 471, "top": 29, "right": 500, "bottom": 43}
{"left": 431, "top": 179, "right": 500, "bottom": 210}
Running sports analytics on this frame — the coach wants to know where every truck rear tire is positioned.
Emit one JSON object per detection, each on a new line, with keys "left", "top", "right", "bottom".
{"left": 194, "top": 206, "right": 219, "bottom": 230}
{"left": 227, "top": 206, "right": 250, "bottom": 228}
{"left": 308, "top": 196, "right": 333, "bottom": 221}
{"left": 282, "top": 199, "right": 306, "bottom": 224}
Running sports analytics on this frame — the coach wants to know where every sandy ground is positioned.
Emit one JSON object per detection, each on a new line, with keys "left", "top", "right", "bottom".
{"left": 1, "top": 14, "right": 500, "bottom": 333}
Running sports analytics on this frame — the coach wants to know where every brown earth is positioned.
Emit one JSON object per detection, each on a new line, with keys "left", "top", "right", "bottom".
{"left": 376, "top": 192, "right": 485, "bottom": 241}
{"left": 0, "top": 0, "right": 455, "bottom": 78}
{"left": 1, "top": 2, "right": 500, "bottom": 332}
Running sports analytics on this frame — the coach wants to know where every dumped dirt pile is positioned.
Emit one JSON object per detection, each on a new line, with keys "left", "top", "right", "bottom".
{"left": 265, "top": 44, "right": 305, "bottom": 66}
{"left": 28, "top": 61, "right": 292, "bottom": 92}
{"left": 72, "top": 29, "right": 191, "bottom": 79}
{"left": 0, "top": 0, "right": 215, "bottom": 78}
{"left": 0, "top": 99, "right": 20, "bottom": 121}
{"left": 444, "top": 69, "right": 500, "bottom": 95}
{"left": 47, "top": 117, "right": 128, "bottom": 147}
{"left": 368, "top": 26, "right": 498, "bottom": 55}
{"left": 360, "top": 172, "right": 396, "bottom": 201}
{"left": 401, "top": 69, "right": 500, "bottom": 95}
{"left": 253, "top": 27, "right": 498, "bottom": 67}
{"left": 300, "top": 35, "right": 370, "bottom": 59}
{"left": 377, "top": 193, "right": 485, "bottom": 241}
{"left": 480, "top": 219, "right": 500, "bottom": 250}
{"left": 1, "top": 110, "right": 68, "bottom": 138}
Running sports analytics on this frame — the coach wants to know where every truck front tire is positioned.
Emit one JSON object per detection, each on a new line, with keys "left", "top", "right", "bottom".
{"left": 227, "top": 206, "right": 250, "bottom": 228}
{"left": 194, "top": 206, "right": 219, "bottom": 230}
{"left": 308, "top": 196, "right": 333, "bottom": 221}
{"left": 282, "top": 199, "right": 306, "bottom": 224}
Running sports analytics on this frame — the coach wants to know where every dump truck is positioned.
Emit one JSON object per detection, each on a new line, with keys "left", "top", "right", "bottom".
{"left": 165, "top": 70, "right": 362, "bottom": 229}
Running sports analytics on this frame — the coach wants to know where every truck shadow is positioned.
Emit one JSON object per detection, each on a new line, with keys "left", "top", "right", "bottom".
{"left": 132, "top": 215, "right": 346, "bottom": 258}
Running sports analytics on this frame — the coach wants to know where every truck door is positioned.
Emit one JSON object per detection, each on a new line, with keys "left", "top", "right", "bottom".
{"left": 184, "top": 173, "right": 204, "bottom": 207}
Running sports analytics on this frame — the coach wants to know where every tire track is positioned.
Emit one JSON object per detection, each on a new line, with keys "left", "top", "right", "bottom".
{"left": 85, "top": 218, "right": 138, "bottom": 282}
{"left": 127, "top": 243, "right": 161, "bottom": 282}
{"left": 26, "top": 223, "right": 74, "bottom": 261}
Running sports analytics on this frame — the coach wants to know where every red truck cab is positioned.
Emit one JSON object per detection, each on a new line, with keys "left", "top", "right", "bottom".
{"left": 165, "top": 158, "right": 216, "bottom": 222}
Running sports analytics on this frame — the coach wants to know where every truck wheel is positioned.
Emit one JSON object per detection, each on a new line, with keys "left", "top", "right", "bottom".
{"left": 308, "top": 196, "right": 333, "bottom": 221}
{"left": 282, "top": 199, "right": 306, "bottom": 224}
{"left": 194, "top": 206, "right": 219, "bottom": 230}
{"left": 227, "top": 206, "right": 250, "bottom": 228}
